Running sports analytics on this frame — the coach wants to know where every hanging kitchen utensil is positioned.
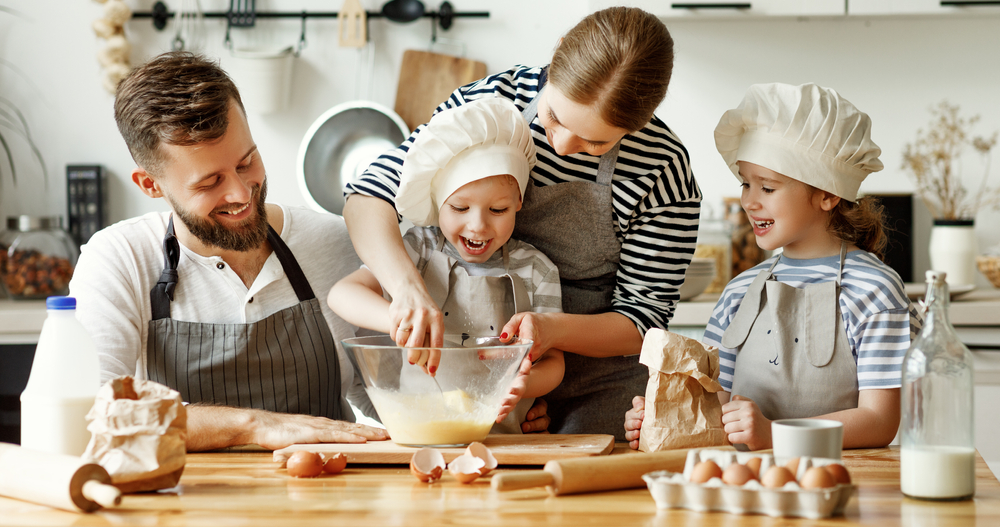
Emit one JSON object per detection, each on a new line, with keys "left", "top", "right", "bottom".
{"left": 393, "top": 49, "right": 486, "bottom": 132}
{"left": 223, "top": 0, "right": 256, "bottom": 50}
{"left": 338, "top": 0, "right": 367, "bottom": 48}
{"left": 382, "top": 0, "right": 425, "bottom": 23}
{"left": 172, "top": 0, "right": 205, "bottom": 51}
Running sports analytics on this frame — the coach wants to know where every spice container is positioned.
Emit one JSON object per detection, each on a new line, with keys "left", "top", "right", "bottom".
{"left": 1, "top": 216, "right": 78, "bottom": 300}
{"left": 725, "top": 197, "right": 767, "bottom": 278}
{"left": 693, "top": 219, "right": 732, "bottom": 294}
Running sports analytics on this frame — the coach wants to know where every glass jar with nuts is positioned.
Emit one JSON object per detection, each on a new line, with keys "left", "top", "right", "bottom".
{"left": 1, "top": 216, "right": 79, "bottom": 300}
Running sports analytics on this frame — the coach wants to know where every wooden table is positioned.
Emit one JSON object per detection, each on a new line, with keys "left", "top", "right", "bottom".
{"left": 0, "top": 446, "right": 997, "bottom": 526}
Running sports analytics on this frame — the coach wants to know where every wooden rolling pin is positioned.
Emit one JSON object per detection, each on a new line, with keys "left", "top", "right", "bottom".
{"left": 0, "top": 442, "right": 121, "bottom": 512}
{"left": 492, "top": 447, "right": 733, "bottom": 496}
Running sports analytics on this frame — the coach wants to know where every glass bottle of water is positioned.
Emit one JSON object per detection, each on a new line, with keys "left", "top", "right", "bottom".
{"left": 900, "top": 271, "right": 975, "bottom": 500}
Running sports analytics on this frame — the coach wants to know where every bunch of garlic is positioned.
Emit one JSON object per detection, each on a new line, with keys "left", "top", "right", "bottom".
{"left": 92, "top": 0, "right": 133, "bottom": 94}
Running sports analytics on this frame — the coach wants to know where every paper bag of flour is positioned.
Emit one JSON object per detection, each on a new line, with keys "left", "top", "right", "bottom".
{"left": 83, "top": 376, "right": 187, "bottom": 493}
{"left": 638, "top": 329, "right": 728, "bottom": 452}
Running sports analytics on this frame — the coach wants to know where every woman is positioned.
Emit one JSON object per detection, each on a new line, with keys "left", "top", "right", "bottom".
{"left": 342, "top": 7, "right": 700, "bottom": 439}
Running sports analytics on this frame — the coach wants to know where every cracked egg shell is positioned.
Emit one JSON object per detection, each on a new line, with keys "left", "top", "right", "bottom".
{"left": 448, "top": 454, "right": 486, "bottom": 484}
{"left": 465, "top": 442, "right": 498, "bottom": 476}
{"left": 323, "top": 453, "right": 347, "bottom": 474}
{"left": 410, "top": 448, "right": 446, "bottom": 483}
{"left": 286, "top": 451, "right": 324, "bottom": 478}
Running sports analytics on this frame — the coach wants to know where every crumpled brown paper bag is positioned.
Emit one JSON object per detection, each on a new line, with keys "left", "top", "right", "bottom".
{"left": 83, "top": 376, "right": 187, "bottom": 493}
{"left": 638, "top": 329, "right": 728, "bottom": 452}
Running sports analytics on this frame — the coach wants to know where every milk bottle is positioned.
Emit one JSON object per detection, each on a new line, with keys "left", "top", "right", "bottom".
{"left": 20, "top": 296, "right": 101, "bottom": 456}
{"left": 900, "top": 271, "right": 975, "bottom": 500}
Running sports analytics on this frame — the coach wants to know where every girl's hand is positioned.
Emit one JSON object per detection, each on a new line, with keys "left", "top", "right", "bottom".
{"left": 624, "top": 396, "right": 645, "bottom": 450}
{"left": 721, "top": 395, "right": 772, "bottom": 450}
{"left": 496, "top": 373, "right": 529, "bottom": 424}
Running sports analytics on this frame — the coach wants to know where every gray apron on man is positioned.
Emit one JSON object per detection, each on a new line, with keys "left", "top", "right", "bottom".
{"left": 417, "top": 240, "right": 533, "bottom": 434}
{"left": 513, "top": 79, "right": 646, "bottom": 439}
{"left": 721, "top": 244, "right": 858, "bottom": 420}
{"left": 147, "top": 217, "right": 343, "bottom": 420}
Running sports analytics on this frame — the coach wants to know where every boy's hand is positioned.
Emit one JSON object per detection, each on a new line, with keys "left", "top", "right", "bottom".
{"left": 624, "top": 396, "right": 645, "bottom": 450}
{"left": 721, "top": 395, "right": 772, "bottom": 450}
{"left": 521, "top": 398, "right": 550, "bottom": 433}
{"left": 496, "top": 373, "right": 529, "bottom": 424}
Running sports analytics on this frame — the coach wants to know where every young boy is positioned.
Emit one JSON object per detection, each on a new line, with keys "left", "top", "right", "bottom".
{"left": 329, "top": 98, "right": 565, "bottom": 433}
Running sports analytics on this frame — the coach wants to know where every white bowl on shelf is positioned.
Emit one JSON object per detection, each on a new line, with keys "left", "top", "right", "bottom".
{"left": 679, "top": 258, "right": 717, "bottom": 301}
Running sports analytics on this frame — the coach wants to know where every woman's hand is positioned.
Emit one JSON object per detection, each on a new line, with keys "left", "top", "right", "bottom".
{"left": 500, "top": 312, "right": 558, "bottom": 362}
{"left": 721, "top": 395, "right": 772, "bottom": 450}
{"left": 624, "top": 396, "right": 645, "bottom": 450}
{"left": 521, "top": 398, "right": 551, "bottom": 433}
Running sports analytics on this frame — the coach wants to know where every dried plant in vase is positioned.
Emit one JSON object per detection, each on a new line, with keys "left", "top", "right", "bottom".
{"left": 902, "top": 101, "right": 999, "bottom": 221}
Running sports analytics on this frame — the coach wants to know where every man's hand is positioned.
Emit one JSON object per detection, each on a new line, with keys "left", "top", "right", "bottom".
{"left": 185, "top": 405, "right": 389, "bottom": 451}
{"left": 521, "top": 398, "right": 550, "bottom": 433}
{"left": 624, "top": 395, "right": 645, "bottom": 450}
{"left": 721, "top": 395, "right": 772, "bottom": 450}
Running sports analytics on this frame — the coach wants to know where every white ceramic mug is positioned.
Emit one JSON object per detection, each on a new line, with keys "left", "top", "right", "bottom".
{"left": 771, "top": 419, "right": 844, "bottom": 460}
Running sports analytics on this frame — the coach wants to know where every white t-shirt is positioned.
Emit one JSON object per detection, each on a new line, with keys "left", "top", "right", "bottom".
{"left": 69, "top": 204, "right": 374, "bottom": 421}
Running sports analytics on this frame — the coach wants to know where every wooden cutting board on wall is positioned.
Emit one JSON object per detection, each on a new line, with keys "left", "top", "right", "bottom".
{"left": 273, "top": 434, "right": 615, "bottom": 465}
{"left": 394, "top": 50, "right": 487, "bottom": 132}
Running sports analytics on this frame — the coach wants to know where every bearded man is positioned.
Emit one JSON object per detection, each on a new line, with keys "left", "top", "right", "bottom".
{"left": 68, "top": 51, "right": 387, "bottom": 451}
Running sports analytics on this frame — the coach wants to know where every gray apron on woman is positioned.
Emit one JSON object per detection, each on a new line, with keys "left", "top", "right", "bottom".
{"left": 417, "top": 241, "right": 533, "bottom": 433}
{"left": 147, "top": 217, "right": 343, "bottom": 420}
{"left": 720, "top": 244, "right": 858, "bottom": 420}
{"left": 512, "top": 81, "right": 646, "bottom": 439}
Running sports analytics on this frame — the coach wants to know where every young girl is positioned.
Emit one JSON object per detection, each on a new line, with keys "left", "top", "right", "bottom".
{"left": 329, "top": 98, "right": 565, "bottom": 433}
{"left": 625, "top": 83, "right": 922, "bottom": 450}
{"left": 343, "top": 7, "right": 698, "bottom": 439}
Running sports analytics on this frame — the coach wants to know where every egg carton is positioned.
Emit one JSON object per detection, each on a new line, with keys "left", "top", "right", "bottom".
{"left": 642, "top": 449, "right": 856, "bottom": 519}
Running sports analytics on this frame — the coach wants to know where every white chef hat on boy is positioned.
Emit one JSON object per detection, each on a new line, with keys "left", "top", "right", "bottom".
{"left": 714, "top": 83, "right": 883, "bottom": 202}
{"left": 395, "top": 97, "right": 536, "bottom": 227}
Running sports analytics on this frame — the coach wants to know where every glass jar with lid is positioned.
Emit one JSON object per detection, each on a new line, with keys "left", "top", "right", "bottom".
{"left": 1, "top": 216, "right": 79, "bottom": 300}
{"left": 693, "top": 218, "right": 733, "bottom": 295}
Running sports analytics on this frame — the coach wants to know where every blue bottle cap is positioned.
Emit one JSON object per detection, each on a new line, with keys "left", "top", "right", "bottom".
{"left": 45, "top": 296, "right": 77, "bottom": 310}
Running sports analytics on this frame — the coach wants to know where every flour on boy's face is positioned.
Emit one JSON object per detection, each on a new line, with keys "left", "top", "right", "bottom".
{"left": 437, "top": 175, "right": 522, "bottom": 264}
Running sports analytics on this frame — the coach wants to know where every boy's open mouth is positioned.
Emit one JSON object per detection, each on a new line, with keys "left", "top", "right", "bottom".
{"left": 461, "top": 236, "right": 491, "bottom": 255}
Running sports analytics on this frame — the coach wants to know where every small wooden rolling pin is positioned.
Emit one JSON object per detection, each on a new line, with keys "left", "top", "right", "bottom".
{"left": 0, "top": 442, "right": 121, "bottom": 513}
{"left": 492, "top": 447, "right": 733, "bottom": 496}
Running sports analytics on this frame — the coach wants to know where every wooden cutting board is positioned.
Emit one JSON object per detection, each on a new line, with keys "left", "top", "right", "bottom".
{"left": 273, "top": 434, "right": 615, "bottom": 466}
{"left": 393, "top": 49, "right": 487, "bottom": 132}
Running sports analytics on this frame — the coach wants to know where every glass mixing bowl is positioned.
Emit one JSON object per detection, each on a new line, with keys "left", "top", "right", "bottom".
{"left": 342, "top": 335, "right": 532, "bottom": 447}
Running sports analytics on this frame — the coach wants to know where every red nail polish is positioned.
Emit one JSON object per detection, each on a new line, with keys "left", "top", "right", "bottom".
{"left": 409, "top": 361, "right": 415, "bottom": 365}
{"left": 429, "top": 365, "right": 437, "bottom": 374}
{"left": 500, "top": 332, "right": 508, "bottom": 339}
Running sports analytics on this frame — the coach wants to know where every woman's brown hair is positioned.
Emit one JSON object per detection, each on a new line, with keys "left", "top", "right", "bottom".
{"left": 548, "top": 7, "right": 674, "bottom": 132}
{"left": 113, "top": 51, "right": 244, "bottom": 175}
{"left": 828, "top": 196, "right": 889, "bottom": 261}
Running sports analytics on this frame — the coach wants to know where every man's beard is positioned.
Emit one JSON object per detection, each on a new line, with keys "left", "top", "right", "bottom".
{"left": 172, "top": 180, "right": 269, "bottom": 252}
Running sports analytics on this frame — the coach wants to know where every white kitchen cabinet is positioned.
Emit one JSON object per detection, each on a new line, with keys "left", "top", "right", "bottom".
{"left": 587, "top": 0, "right": 845, "bottom": 17}
{"left": 849, "top": 0, "right": 1000, "bottom": 15}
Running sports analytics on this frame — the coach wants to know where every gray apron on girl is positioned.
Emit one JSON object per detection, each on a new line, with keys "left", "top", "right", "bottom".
{"left": 416, "top": 240, "right": 533, "bottom": 434}
{"left": 512, "top": 79, "right": 646, "bottom": 439}
{"left": 147, "top": 217, "right": 343, "bottom": 421}
{"left": 721, "top": 244, "right": 858, "bottom": 420}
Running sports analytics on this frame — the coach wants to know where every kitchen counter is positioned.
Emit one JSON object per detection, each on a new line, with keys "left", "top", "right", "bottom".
{"left": 0, "top": 445, "right": 997, "bottom": 526}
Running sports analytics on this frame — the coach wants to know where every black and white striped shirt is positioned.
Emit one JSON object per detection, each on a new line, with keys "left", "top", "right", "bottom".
{"left": 346, "top": 65, "right": 701, "bottom": 333}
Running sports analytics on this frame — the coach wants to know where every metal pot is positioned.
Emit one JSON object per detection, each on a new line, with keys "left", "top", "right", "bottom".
{"left": 297, "top": 101, "right": 408, "bottom": 215}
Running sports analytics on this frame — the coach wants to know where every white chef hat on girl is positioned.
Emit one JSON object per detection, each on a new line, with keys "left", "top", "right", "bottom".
{"left": 395, "top": 97, "right": 536, "bottom": 227}
{"left": 714, "top": 83, "right": 883, "bottom": 202}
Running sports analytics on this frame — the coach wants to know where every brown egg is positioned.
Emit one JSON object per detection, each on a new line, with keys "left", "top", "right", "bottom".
{"left": 761, "top": 466, "right": 796, "bottom": 488}
{"left": 448, "top": 454, "right": 486, "bottom": 484}
{"left": 785, "top": 457, "right": 801, "bottom": 477}
{"left": 722, "top": 463, "right": 755, "bottom": 486}
{"left": 323, "top": 453, "right": 347, "bottom": 474}
{"left": 465, "top": 442, "right": 498, "bottom": 477}
{"left": 744, "top": 457, "right": 763, "bottom": 479}
{"left": 286, "top": 451, "right": 323, "bottom": 478}
{"left": 800, "top": 466, "right": 837, "bottom": 489}
{"left": 409, "top": 447, "right": 445, "bottom": 483}
{"left": 689, "top": 460, "right": 723, "bottom": 483}
{"left": 824, "top": 463, "right": 851, "bottom": 485}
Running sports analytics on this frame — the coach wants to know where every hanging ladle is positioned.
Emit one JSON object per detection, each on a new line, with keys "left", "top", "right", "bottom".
{"left": 381, "top": 0, "right": 425, "bottom": 23}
